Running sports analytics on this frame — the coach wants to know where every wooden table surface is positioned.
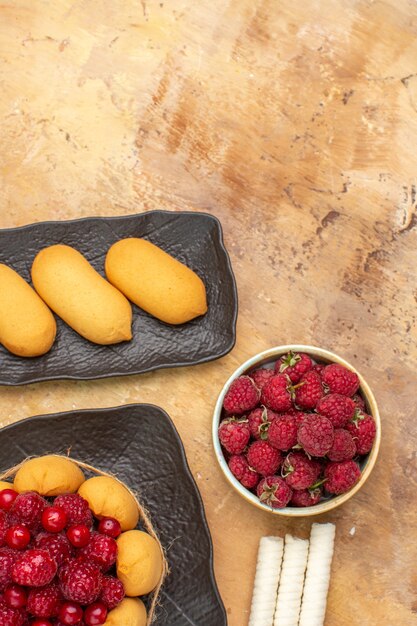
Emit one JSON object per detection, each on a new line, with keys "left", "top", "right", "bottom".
{"left": 1, "top": 1, "right": 416, "bottom": 624}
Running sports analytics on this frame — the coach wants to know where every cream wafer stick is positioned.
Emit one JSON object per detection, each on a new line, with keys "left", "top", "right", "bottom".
{"left": 273, "top": 534, "right": 309, "bottom": 626}
{"left": 298, "top": 523, "right": 336, "bottom": 626}
{"left": 248, "top": 536, "right": 284, "bottom": 626}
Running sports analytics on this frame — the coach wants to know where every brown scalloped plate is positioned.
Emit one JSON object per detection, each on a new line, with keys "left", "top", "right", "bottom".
{"left": 0, "top": 404, "right": 227, "bottom": 626}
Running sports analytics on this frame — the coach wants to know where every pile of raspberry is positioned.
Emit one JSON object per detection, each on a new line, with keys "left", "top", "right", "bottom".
{"left": 0, "top": 489, "right": 125, "bottom": 625}
{"left": 218, "top": 351, "right": 376, "bottom": 509}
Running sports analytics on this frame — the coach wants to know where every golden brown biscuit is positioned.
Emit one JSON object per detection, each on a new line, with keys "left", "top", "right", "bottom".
{"left": 103, "top": 598, "right": 147, "bottom": 626}
{"left": 116, "top": 530, "right": 163, "bottom": 596}
{"left": 78, "top": 476, "right": 139, "bottom": 531}
{"left": 32, "top": 245, "right": 132, "bottom": 345}
{"left": 105, "top": 238, "right": 207, "bottom": 324}
{"left": 14, "top": 455, "right": 85, "bottom": 496}
{"left": 0, "top": 264, "right": 56, "bottom": 357}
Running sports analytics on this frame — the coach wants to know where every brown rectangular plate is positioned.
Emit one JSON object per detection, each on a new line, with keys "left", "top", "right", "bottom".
{"left": 0, "top": 211, "right": 237, "bottom": 385}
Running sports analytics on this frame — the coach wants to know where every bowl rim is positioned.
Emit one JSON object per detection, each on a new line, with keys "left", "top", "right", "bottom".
{"left": 212, "top": 344, "right": 381, "bottom": 517}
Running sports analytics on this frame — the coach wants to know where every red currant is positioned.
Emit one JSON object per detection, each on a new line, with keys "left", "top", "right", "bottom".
{"left": 41, "top": 506, "right": 68, "bottom": 532}
{"left": 5, "top": 525, "right": 31, "bottom": 550}
{"left": 84, "top": 601, "right": 108, "bottom": 625}
{"left": 32, "top": 621, "right": 53, "bottom": 626}
{"left": 58, "top": 601, "right": 83, "bottom": 625}
{"left": 0, "top": 488, "right": 18, "bottom": 511}
{"left": 66, "top": 524, "right": 91, "bottom": 547}
{"left": 4, "top": 583, "right": 27, "bottom": 608}
{"left": 97, "top": 517, "right": 121, "bottom": 538}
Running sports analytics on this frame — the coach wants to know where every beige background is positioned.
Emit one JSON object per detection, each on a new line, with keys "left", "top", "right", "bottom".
{"left": 1, "top": 1, "right": 416, "bottom": 624}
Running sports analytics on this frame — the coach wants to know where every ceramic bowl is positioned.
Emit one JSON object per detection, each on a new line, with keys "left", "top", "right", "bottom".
{"left": 212, "top": 345, "right": 381, "bottom": 516}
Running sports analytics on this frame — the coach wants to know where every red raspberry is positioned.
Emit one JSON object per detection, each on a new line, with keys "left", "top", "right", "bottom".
{"left": 0, "top": 598, "right": 25, "bottom": 626}
{"left": 256, "top": 476, "right": 292, "bottom": 508}
{"left": 246, "top": 441, "right": 281, "bottom": 476}
{"left": 78, "top": 533, "right": 117, "bottom": 572}
{"left": 0, "top": 549, "right": 20, "bottom": 591}
{"left": 293, "top": 411, "right": 310, "bottom": 427}
{"left": 59, "top": 559, "right": 103, "bottom": 604}
{"left": 12, "top": 550, "right": 57, "bottom": 587}
{"left": 321, "top": 363, "right": 359, "bottom": 396}
{"left": 228, "top": 455, "right": 260, "bottom": 489}
{"left": 282, "top": 452, "right": 321, "bottom": 490}
{"left": 346, "top": 412, "right": 376, "bottom": 454}
{"left": 352, "top": 394, "right": 366, "bottom": 411}
{"left": 312, "top": 363, "right": 325, "bottom": 374}
{"left": 223, "top": 376, "right": 260, "bottom": 415}
{"left": 249, "top": 368, "right": 275, "bottom": 391}
{"left": 294, "top": 370, "right": 324, "bottom": 409}
{"left": 260, "top": 375, "right": 292, "bottom": 412}
{"left": 35, "top": 533, "right": 73, "bottom": 567}
{"left": 325, "top": 460, "right": 361, "bottom": 494}
{"left": 297, "top": 414, "right": 334, "bottom": 457}
{"left": 316, "top": 393, "right": 355, "bottom": 427}
{"left": 290, "top": 487, "right": 322, "bottom": 507}
{"left": 327, "top": 429, "right": 356, "bottom": 462}
{"left": 27, "top": 584, "right": 62, "bottom": 617}
{"left": 99, "top": 576, "right": 125, "bottom": 610}
{"left": 53, "top": 495, "right": 93, "bottom": 528}
{"left": 218, "top": 418, "right": 250, "bottom": 454}
{"left": 10, "top": 493, "right": 46, "bottom": 531}
{"left": 247, "top": 407, "right": 277, "bottom": 440}
{"left": 268, "top": 414, "right": 297, "bottom": 450}
{"left": 284, "top": 406, "right": 298, "bottom": 415}
{"left": 0, "top": 511, "right": 8, "bottom": 548}
{"left": 275, "top": 351, "right": 313, "bottom": 383}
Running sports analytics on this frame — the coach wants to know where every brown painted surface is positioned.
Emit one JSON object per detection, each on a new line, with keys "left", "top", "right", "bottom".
{"left": 0, "top": 1, "right": 416, "bottom": 624}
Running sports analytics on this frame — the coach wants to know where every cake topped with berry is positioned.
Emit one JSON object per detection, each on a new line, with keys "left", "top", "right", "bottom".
{"left": 0, "top": 455, "right": 164, "bottom": 626}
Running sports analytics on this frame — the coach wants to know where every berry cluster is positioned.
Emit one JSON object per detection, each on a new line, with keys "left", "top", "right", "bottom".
{"left": 219, "top": 352, "right": 376, "bottom": 508}
{"left": 0, "top": 489, "right": 124, "bottom": 625}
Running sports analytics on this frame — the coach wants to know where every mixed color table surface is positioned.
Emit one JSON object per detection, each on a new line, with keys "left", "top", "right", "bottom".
{"left": 0, "top": 2, "right": 416, "bottom": 624}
